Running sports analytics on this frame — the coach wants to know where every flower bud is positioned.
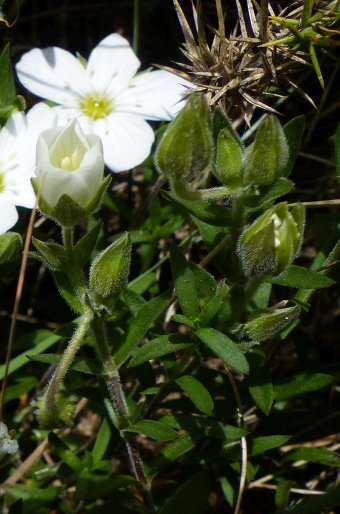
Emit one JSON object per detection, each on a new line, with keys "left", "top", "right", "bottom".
{"left": 237, "top": 202, "right": 305, "bottom": 277}
{"left": 0, "top": 232, "right": 22, "bottom": 264}
{"left": 243, "top": 115, "right": 289, "bottom": 186}
{"left": 155, "top": 94, "right": 213, "bottom": 181}
{"left": 36, "top": 393, "right": 76, "bottom": 428}
{"left": 89, "top": 232, "right": 132, "bottom": 300}
{"left": 245, "top": 305, "right": 300, "bottom": 342}
{"left": 32, "top": 119, "right": 111, "bottom": 227}
{"left": 213, "top": 127, "right": 243, "bottom": 188}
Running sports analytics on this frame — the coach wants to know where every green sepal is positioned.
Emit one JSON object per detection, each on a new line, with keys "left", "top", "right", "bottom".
{"left": 84, "top": 174, "right": 112, "bottom": 216}
{"left": 243, "top": 115, "right": 289, "bottom": 186}
{"left": 245, "top": 305, "right": 300, "bottom": 342}
{"left": 73, "top": 222, "right": 102, "bottom": 268}
{"left": 50, "top": 194, "right": 88, "bottom": 227}
{"left": 0, "top": 232, "right": 22, "bottom": 264}
{"left": 213, "top": 128, "right": 243, "bottom": 187}
{"left": 155, "top": 94, "right": 213, "bottom": 181}
{"left": 89, "top": 232, "right": 132, "bottom": 299}
{"left": 238, "top": 202, "right": 305, "bottom": 277}
{"left": 32, "top": 237, "right": 68, "bottom": 271}
{"left": 281, "top": 115, "right": 305, "bottom": 178}
{"left": 35, "top": 392, "right": 77, "bottom": 428}
{"left": 32, "top": 175, "right": 111, "bottom": 228}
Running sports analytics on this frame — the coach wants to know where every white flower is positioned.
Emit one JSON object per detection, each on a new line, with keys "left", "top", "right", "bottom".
{"left": 33, "top": 119, "right": 108, "bottom": 226}
{"left": 0, "top": 104, "right": 57, "bottom": 235}
{"left": 0, "top": 421, "right": 19, "bottom": 458}
{"left": 16, "top": 33, "right": 192, "bottom": 173}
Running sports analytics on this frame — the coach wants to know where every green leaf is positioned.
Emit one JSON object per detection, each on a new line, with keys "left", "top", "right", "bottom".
{"left": 275, "top": 478, "right": 293, "bottom": 510}
{"left": 279, "top": 486, "right": 340, "bottom": 514}
{"left": 73, "top": 221, "right": 102, "bottom": 267}
{"left": 255, "top": 178, "right": 294, "bottom": 209}
{"left": 170, "top": 244, "right": 200, "bottom": 320}
{"left": 194, "top": 217, "right": 232, "bottom": 277}
{"left": 274, "top": 372, "right": 333, "bottom": 399}
{"left": 53, "top": 271, "right": 84, "bottom": 313}
{"left": 268, "top": 265, "right": 335, "bottom": 288}
{"left": 189, "top": 262, "right": 217, "bottom": 305}
{"left": 176, "top": 375, "right": 214, "bottom": 415}
{"left": 249, "top": 435, "right": 291, "bottom": 456}
{"left": 284, "top": 446, "right": 340, "bottom": 467}
{"left": 157, "top": 471, "right": 210, "bottom": 514}
{"left": 162, "top": 189, "right": 234, "bottom": 227}
{"left": 245, "top": 350, "right": 274, "bottom": 415}
{"left": 0, "top": 44, "right": 15, "bottom": 106}
{"left": 3, "top": 376, "right": 38, "bottom": 404}
{"left": 282, "top": 115, "right": 305, "bottom": 178}
{"left": 122, "top": 287, "right": 147, "bottom": 315}
{"left": 195, "top": 328, "right": 249, "bottom": 374}
{"left": 0, "top": 330, "right": 61, "bottom": 380}
{"left": 3, "top": 483, "right": 61, "bottom": 504}
{"left": 171, "top": 314, "right": 195, "bottom": 328}
{"left": 114, "top": 289, "right": 172, "bottom": 366}
{"left": 150, "top": 432, "right": 203, "bottom": 476}
{"left": 27, "top": 353, "right": 103, "bottom": 375}
{"left": 195, "top": 294, "right": 223, "bottom": 328}
{"left": 123, "top": 420, "right": 178, "bottom": 441}
{"left": 130, "top": 334, "right": 192, "bottom": 367}
{"left": 92, "top": 417, "right": 112, "bottom": 463}
{"left": 48, "top": 432, "right": 84, "bottom": 472}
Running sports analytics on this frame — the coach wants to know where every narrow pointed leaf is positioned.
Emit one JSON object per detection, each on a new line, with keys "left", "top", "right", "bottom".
{"left": 274, "top": 372, "right": 333, "bottom": 399}
{"left": 124, "top": 420, "right": 178, "bottom": 441}
{"left": 176, "top": 375, "right": 214, "bottom": 415}
{"left": 195, "top": 328, "right": 249, "bottom": 374}
{"left": 170, "top": 244, "right": 200, "bottom": 320}
{"left": 130, "top": 334, "right": 192, "bottom": 367}
{"left": 114, "top": 289, "right": 172, "bottom": 366}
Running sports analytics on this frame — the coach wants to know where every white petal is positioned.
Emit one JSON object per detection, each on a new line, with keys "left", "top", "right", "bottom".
{"left": 87, "top": 34, "right": 140, "bottom": 96}
{"left": 92, "top": 113, "right": 154, "bottom": 172}
{"left": 16, "top": 47, "right": 88, "bottom": 105}
{"left": 117, "top": 70, "right": 192, "bottom": 121}
{"left": 0, "top": 197, "right": 18, "bottom": 235}
{"left": 2, "top": 182, "right": 36, "bottom": 209}
{"left": 0, "top": 105, "right": 56, "bottom": 209}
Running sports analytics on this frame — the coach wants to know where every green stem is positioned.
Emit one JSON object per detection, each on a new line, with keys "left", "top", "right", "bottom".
{"left": 133, "top": 0, "right": 140, "bottom": 54}
{"left": 62, "top": 226, "right": 88, "bottom": 303}
{"left": 92, "top": 316, "right": 155, "bottom": 512}
{"left": 45, "top": 309, "right": 94, "bottom": 408}
{"left": 62, "top": 226, "right": 74, "bottom": 263}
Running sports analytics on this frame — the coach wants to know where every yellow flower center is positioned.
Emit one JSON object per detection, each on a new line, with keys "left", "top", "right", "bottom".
{"left": 0, "top": 166, "right": 5, "bottom": 193}
{"left": 79, "top": 94, "right": 113, "bottom": 120}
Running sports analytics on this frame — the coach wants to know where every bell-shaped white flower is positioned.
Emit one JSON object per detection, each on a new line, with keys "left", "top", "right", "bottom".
{"left": 16, "top": 33, "right": 192, "bottom": 173}
{"left": 0, "top": 104, "right": 57, "bottom": 235}
{"left": 33, "top": 119, "right": 110, "bottom": 227}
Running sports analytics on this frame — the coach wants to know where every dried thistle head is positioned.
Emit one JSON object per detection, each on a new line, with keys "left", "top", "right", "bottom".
{"left": 168, "top": 0, "right": 340, "bottom": 122}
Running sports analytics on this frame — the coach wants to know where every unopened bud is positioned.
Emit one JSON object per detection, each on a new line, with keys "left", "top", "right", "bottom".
{"left": 243, "top": 115, "right": 289, "bottom": 186}
{"left": 155, "top": 94, "right": 213, "bottom": 181}
{"left": 213, "top": 127, "right": 243, "bottom": 188}
{"left": 89, "top": 232, "right": 132, "bottom": 299}
{"left": 245, "top": 305, "right": 300, "bottom": 341}
{"left": 237, "top": 202, "right": 305, "bottom": 277}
